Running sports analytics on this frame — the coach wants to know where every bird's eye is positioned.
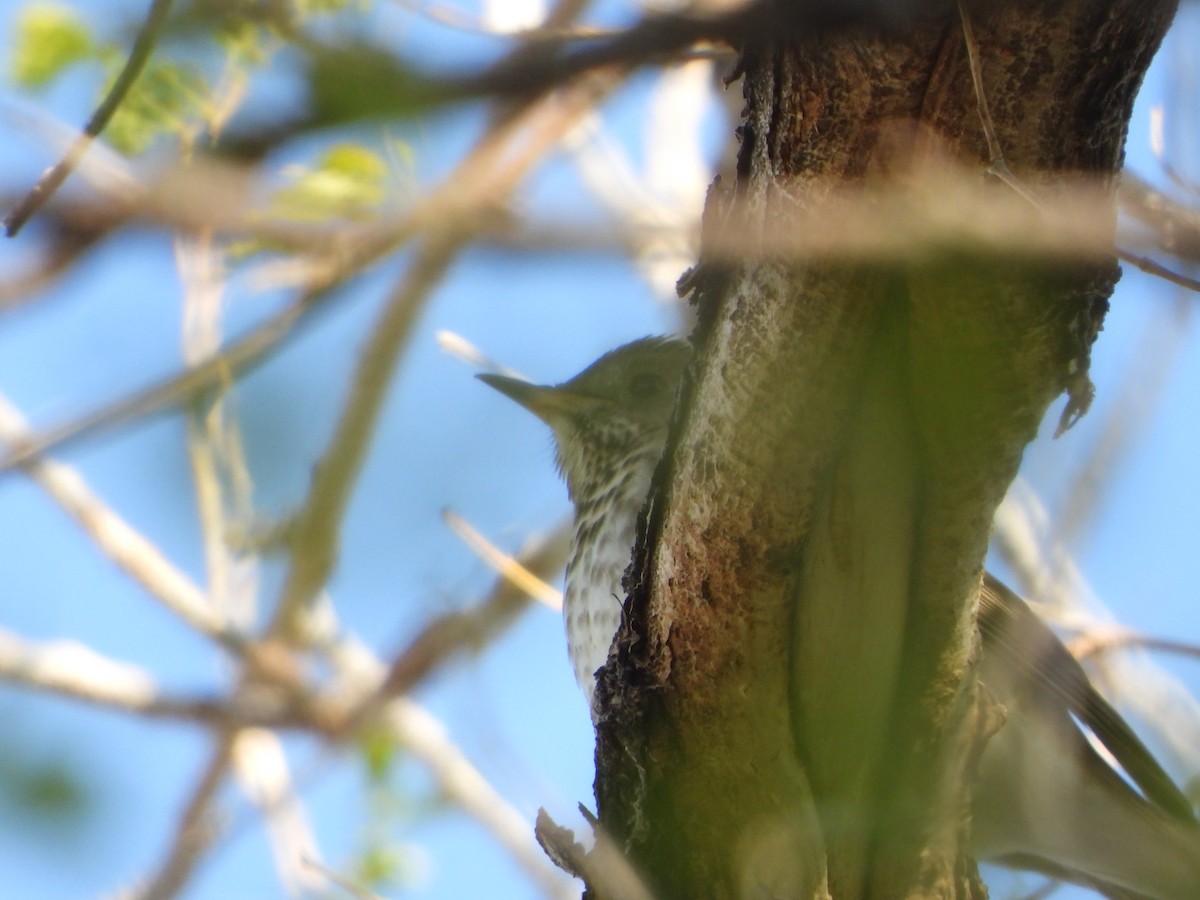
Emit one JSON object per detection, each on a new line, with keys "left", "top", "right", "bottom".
{"left": 628, "top": 372, "right": 665, "bottom": 399}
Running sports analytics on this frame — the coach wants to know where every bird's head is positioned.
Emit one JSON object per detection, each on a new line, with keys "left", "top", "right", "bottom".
{"left": 478, "top": 337, "right": 691, "bottom": 503}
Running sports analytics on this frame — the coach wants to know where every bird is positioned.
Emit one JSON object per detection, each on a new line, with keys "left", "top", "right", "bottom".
{"left": 479, "top": 336, "right": 1200, "bottom": 899}
{"left": 479, "top": 338, "right": 690, "bottom": 702}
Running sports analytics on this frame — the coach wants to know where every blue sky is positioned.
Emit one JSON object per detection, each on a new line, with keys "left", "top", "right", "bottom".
{"left": 0, "top": 3, "right": 1197, "bottom": 899}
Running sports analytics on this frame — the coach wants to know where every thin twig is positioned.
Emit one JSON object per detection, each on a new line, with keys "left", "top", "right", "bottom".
{"left": 0, "top": 226, "right": 109, "bottom": 312}
{"left": 5, "top": 0, "right": 177, "bottom": 236}
{"left": 0, "top": 392, "right": 238, "bottom": 646}
{"left": 957, "top": 0, "right": 1042, "bottom": 209}
{"left": 1072, "top": 629, "right": 1200, "bottom": 663}
{"left": 1118, "top": 247, "right": 1200, "bottom": 292}
{"left": 301, "top": 856, "right": 383, "bottom": 900}
{"left": 324, "top": 633, "right": 577, "bottom": 899}
{"left": 270, "top": 235, "right": 461, "bottom": 637}
{"left": 443, "top": 509, "right": 563, "bottom": 610}
{"left": 126, "top": 733, "right": 239, "bottom": 900}
{"left": 0, "top": 286, "right": 320, "bottom": 475}
{"left": 177, "top": 234, "right": 260, "bottom": 630}
{"left": 368, "top": 518, "right": 570, "bottom": 712}
{"left": 382, "top": 697, "right": 578, "bottom": 899}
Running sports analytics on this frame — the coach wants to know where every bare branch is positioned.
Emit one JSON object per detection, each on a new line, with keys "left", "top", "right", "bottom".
{"left": 1118, "top": 247, "right": 1200, "bottom": 291}
{"left": 124, "top": 734, "right": 239, "bottom": 900}
{"left": 5, "top": 0, "right": 177, "bottom": 236}
{"left": 0, "top": 627, "right": 315, "bottom": 729}
{"left": 0, "top": 392, "right": 237, "bottom": 645}
{"left": 382, "top": 697, "right": 577, "bottom": 899}
{"left": 0, "top": 286, "right": 319, "bottom": 475}
{"left": 1120, "top": 170, "right": 1200, "bottom": 262}
{"left": 232, "top": 729, "right": 324, "bottom": 896}
{"left": 177, "top": 234, "right": 260, "bottom": 630}
{"left": 323, "top": 633, "right": 577, "bottom": 899}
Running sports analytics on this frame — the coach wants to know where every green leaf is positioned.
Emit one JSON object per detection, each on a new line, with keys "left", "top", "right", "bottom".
{"left": 12, "top": 2, "right": 94, "bottom": 88}
{"left": 102, "top": 57, "right": 207, "bottom": 155}
{"left": 358, "top": 725, "right": 400, "bottom": 782}
{"left": 294, "top": 0, "right": 363, "bottom": 14}
{"left": 11, "top": 762, "right": 87, "bottom": 814}
{"left": 356, "top": 845, "right": 406, "bottom": 887}
{"left": 216, "top": 18, "right": 272, "bottom": 67}
{"left": 271, "top": 143, "right": 390, "bottom": 222}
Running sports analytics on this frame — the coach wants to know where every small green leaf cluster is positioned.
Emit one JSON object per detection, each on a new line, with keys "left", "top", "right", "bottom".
{"left": 271, "top": 144, "right": 391, "bottom": 221}
{"left": 11, "top": 2, "right": 93, "bottom": 88}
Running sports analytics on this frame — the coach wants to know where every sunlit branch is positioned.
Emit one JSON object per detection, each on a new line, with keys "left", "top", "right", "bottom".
{"left": 382, "top": 697, "right": 578, "bottom": 899}
{"left": 322, "top": 631, "right": 577, "bottom": 899}
{"left": 0, "top": 627, "right": 315, "bottom": 729}
{"left": 177, "top": 234, "right": 260, "bottom": 630}
{"left": 232, "top": 729, "right": 324, "bottom": 896}
{"left": 443, "top": 509, "right": 563, "bottom": 610}
{"left": 0, "top": 628, "right": 175, "bottom": 714}
{"left": 0, "top": 393, "right": 237, "bottom": 646}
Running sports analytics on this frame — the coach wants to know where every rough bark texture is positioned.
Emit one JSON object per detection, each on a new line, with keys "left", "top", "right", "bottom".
{"left": 592, "top": 2, "right": 1176, "bottom": 899}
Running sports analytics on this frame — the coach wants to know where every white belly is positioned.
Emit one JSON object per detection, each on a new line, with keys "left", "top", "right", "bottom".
{"left": 563, "top": 513, "right": 639, "bottom": 713}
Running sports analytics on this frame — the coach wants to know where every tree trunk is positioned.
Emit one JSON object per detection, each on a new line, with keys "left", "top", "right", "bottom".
{"left": 592, "top": 2, "right": 1177, "bottom": 898}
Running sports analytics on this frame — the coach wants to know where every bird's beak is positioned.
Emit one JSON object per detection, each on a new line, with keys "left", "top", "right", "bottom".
{"left": 477, "top": 373, "right": 597, "bottom": 424}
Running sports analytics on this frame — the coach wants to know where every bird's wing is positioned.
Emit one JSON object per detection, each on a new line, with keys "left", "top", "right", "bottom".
{"left": 978, "top": 573, "right": 1196, "bottom": 823}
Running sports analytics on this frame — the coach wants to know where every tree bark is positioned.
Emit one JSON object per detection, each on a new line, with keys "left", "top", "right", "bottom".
{"left": 592, "top": 2, "right": 1177, "bottom": 899}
